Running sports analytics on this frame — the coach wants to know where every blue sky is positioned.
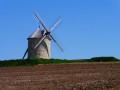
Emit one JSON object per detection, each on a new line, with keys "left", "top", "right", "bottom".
{"left": 0, "top": 0, "right": 120, "bottom": 60}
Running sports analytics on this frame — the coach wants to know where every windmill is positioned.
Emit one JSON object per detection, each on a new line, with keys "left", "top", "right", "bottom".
{"left": 22, "top": 13, "right": 63, "bottom": 59}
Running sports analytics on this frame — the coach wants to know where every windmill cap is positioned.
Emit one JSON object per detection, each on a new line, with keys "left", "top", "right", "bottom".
{"left": 28, "top": 28, "right": 43, "bottom": 39}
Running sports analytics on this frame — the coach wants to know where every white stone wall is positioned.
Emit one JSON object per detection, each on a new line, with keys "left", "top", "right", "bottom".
{"left": 28, "top": 37, "right": 50, "bottom": 59}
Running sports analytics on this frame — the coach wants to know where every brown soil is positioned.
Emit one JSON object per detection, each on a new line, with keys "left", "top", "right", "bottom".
{"left": 0, "top": 62, "right": 120, "bottom": 90}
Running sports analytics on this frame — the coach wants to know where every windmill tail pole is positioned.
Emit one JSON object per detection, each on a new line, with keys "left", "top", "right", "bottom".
{"left": 22, "top": 48, "right": 28, "bottom": 59}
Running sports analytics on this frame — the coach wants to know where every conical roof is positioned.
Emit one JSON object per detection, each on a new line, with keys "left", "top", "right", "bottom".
{"left": 28, "top": 28, "right": 43, "bottom": 39}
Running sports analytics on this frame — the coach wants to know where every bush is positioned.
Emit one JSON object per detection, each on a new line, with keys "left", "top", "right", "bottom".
{"left": 90, "top": 57, "right": 119, "bottom": 62}
{"left": 28, "top": 58, "right": 70, "bottom": 64}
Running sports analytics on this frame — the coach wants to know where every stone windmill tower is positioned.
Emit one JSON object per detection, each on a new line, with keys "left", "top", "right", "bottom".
{"left": 27, "top": 28, "right": 51, "bottom": 59}
{"left": 22, "top": 13, "right": 63, "bottom": 59}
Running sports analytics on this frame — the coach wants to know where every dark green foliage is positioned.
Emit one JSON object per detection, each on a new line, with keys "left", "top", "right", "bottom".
{"left": 28, "top": 58, "right": 81, "bottom": 64}
{"left": 90, "top": 57, "right": 119, "bottom": 62}
{"left": 0, "top": 57, "right": 119, "bottom": 67}
{"left": 0, "top": 59, "right": 69, "bottom": 67}
{"left": 0, "top": 59, "right": 29, "bottom": 67}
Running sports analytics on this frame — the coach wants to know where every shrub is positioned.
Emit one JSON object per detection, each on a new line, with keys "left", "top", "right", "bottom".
{"left": 90, "top": 57, "right": 119, "bottom": 62}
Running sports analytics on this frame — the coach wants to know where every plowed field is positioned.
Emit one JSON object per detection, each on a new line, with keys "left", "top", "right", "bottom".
{"left": 0, "top": 62, "right": 120, "bottom": 90}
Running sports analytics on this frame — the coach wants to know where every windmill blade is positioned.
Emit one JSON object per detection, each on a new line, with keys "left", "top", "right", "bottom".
{"left": 34, "top": 35, "right": 47, "bottom": 49}
{"left": 50, "top": 34, "right": 63, "bottom": 52}
{"left": 34, "top": 13, "right": 49, "bottom": 32}
{"left": 43, "top": 30, "right": 46, "bottom": 36}
{"left": 49, "top": 18, "right": 62, "bottom": 32}
{"left": 22, "top": 48, "right": 28, "bottom": 59}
